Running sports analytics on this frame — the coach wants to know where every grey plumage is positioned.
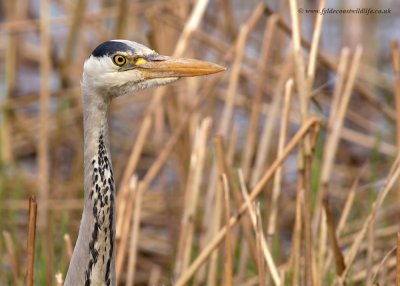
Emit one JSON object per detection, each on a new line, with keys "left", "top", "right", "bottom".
{"left": 64, "top": 40, "right": 224, "bottom": 286}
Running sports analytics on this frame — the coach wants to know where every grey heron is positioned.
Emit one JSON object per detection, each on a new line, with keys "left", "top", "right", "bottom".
{"left": 64, "top": 40, "right": 224, "bottom": 286}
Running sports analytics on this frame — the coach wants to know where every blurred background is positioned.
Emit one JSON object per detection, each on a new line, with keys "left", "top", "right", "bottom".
{"left": 1, "top": 0, "right": 400, "bottom": 285}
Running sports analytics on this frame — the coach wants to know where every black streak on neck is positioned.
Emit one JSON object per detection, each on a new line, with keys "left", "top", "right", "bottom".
{"left": 84, "top": 132, "right": 115, "bottom": 286}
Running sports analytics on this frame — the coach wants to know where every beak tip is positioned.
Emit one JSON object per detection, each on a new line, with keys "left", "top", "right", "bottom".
{"left": 212, "top": 64, "right": 227, "bottom": 74}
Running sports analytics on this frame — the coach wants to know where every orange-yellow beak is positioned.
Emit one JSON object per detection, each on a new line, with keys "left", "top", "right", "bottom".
{"left": 137, "top": 57, "right": 226, "bottom": 79}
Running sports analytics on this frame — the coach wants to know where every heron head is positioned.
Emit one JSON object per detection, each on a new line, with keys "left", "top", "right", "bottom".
{"left": 82, "top": 40, "right": 225, "bottom": 99}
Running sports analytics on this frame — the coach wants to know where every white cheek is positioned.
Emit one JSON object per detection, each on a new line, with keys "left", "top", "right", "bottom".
{"left": 99, "top": 70, "right": 142, "bottom": 88}
{"left": 83, "top": 57, "right": 142, "bottom": 88}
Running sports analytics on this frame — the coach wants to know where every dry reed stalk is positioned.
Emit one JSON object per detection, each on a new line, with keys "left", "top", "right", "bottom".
{"left": 174, "top": 117, "right": 320, "bottom": 286}
{"left": 154, "top": 11, "right": 259, "bottom": 69}
{"left": 316, "top": 46, "right": 363, "bottom": 213}
{"left": 38, "top": 0, "right": 51, "bottom": 230}
{"left": 60, "top": 0, "right": 86, "bottom": 88}
{"left": 219, "top": 87, "right": 398, "bottom": 156}
{"left": 206, "top": 167, "right": 223, "bottom": 286}
{"left": 139, "top": 80, "right": 223, "bottom": 248}
{"left": 322, "top": 47, "right": 350, "bottom": 183}
{"left": 355, "top": 224, "right": 398, "bottom": 240}
{"left": 366, "top": 218, "right": 375, "bottom": 286}
{"left": 335, "top": 155, "right": 400, "bottom": 285}
{"left": 255, "top": 206, "right": 267, "bottom": 286}
{"left": 226, "top": 124, "right": 238, "bottom": 165}
{"left": 2, "top": 1, "right": 18, "bottom": 165}
{"left": 241, "top": 14, "right": 278, "bottom": 177}
{"left": 63, "top": 233, "right": 73, "bottom": 263}
{"left": 268, "top": 79, "right": 293, "bottom": 236}
{"left": 306, "top": 0, "right": 325, "bottom": 91}
{"left": 288, "top": 0, "right": 315, "bottom": 283}
{"left": 174, "top": 117, "right": 212, "bottom": 276}
{"left": 290, "top": 183, "right": 303, "bottom": 286}
{"left": 225, "top": 124, "right": 241, "bottom": 261}
{"left": 3, "top": 198, "right": 84, "bottom": 211}
{"left": 238, "top": 170, "right": 281, "bottom": 285}
{"left": 340, "top": 127, "right": 397, "bottom": 156}
{"left": 2, "top": 231, "right": 19, "bottom": 285}
{"left": 0, "top": 6, "right": 119, "bottom": 32}
{"left": 219, "top": 0, "right": 235, "bottom": 38}
{"left": 116, "top": 115, "right": 152, "bottom": 238}
{"left": 115, "top": 99, "right": 212, "bottom": 283}
{"left": 353, "top": 256, "right": 396, "bottom": 282}
{"left": 214, "top": 135, "right": 257, "bottom": 261}
{"left": 356, "top": 63, "right": 392, "bottom": 91}
{"left": 192, "top": 20, "right": 260, "bottom": 282}
{"left": 391, "top": 41, "right": 400, "bottom": 147}
{"left": 317, "top": 48, "right": 350, "bottom": 276}
{"left": 218, "top": 24, "right": 247, "bottom": 136}
{"left": 116, "top": 183, "right": 130, "bottom": 240}
{"left": 148, "top": 265, "right": 162, "bottom": 286}
{"left": 397, "top": 232, "right": 400, "bottom": 286}
{"left": 148, "top": 0, "right": 211, "bottom": 115}
{"left": 222, "top": 174, "right": 233, "bottom": 286}
{"left": 250, "top": 56, "right": 292, "bottom": 187}
{"left": 339, "top": 224, "right": 398, "bottom": 249}
{"left": 173, "top": 0, "right": 209, "bottom": 57}
{"left": 317, "top": 201, "right": 327, "bottom": 285}
{"left": 345, "top": 107, "right": 385, "bottom": 134}
{"left": 126, "top": 180, "right": 145, "bottom": 286}
{"left": 116, "top": 176, "right": 138, "bottom": 282}
{"left": 224, "top": 2, "right": 265, "bottom": 61}
{"left": 27, "top": 196, "right": 37, "bottom": 286}
{"left": 264, "top": 6, "right": 396, "bottom": 121}
{"left": 115, "top": 0, "right": 128, "bottom": 37}
{"left": 232, "top": 212, "right": 250, "bottom": 282}
{"left": 207, "top": 135, "right": 240, "bottom": 286}
{"left": 323, "top": 174, "right": 359, "bottom": 276}
{"left": 288, "top": 0, "right": 308, "bottom": 120}
{"left": 323, "top": 199, "right": 345, "bottom": 276}
{"left": 196, "top": 6, "right": 264, "bottom": 282}
{"left": 114, "top": 96, "right": 210, "bottom": 278}
{"left": 390, "top": 41, "right": 400, "bottom": 203}
{"left": 214, "top": 3, "right": 264, "bottom": 134}
{"left": 140, "top": 110, "right": 191, "bottom": 189}
{"left": 36, "top": 2, "right": 53, "bottom": 278}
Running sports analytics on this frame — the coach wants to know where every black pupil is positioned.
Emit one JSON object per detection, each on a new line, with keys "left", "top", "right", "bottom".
{"left": 117, "top": 57, "right": 124, "bottom": 63}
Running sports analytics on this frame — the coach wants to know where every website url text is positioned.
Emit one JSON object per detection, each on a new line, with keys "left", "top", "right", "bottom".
{"left": 298, "top": 8, "right": 391, "bottom": 15}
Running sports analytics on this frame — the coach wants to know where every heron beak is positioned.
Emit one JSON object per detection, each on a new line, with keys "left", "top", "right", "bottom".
{"left": 137, "top": 56, "right": 226, "bottom": 79}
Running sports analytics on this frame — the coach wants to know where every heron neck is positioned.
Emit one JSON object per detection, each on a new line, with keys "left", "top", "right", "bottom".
{"left": 82, "top": 91, "right": 112, "bottom": 202}
{"left": 65, "top": 87, "right": 116, "bottom": 286}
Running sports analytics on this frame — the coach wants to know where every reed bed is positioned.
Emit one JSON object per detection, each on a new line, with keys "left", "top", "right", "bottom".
{"left": 0, "top": 0, "right": 399, "bottom": 285}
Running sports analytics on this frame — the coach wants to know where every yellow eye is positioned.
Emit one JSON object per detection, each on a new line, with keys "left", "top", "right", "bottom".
{"left": 113, "top": 55, "right": 126, "bottom": 66}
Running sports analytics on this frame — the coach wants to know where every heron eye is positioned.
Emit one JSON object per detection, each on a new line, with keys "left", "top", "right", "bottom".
{"left": 113, "top": 55, "right": 126, "bottom": 66}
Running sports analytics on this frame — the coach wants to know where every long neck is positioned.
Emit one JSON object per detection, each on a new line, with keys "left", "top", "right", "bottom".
{"left": 65, "top": 87, "right": 116, "bottom": 286}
